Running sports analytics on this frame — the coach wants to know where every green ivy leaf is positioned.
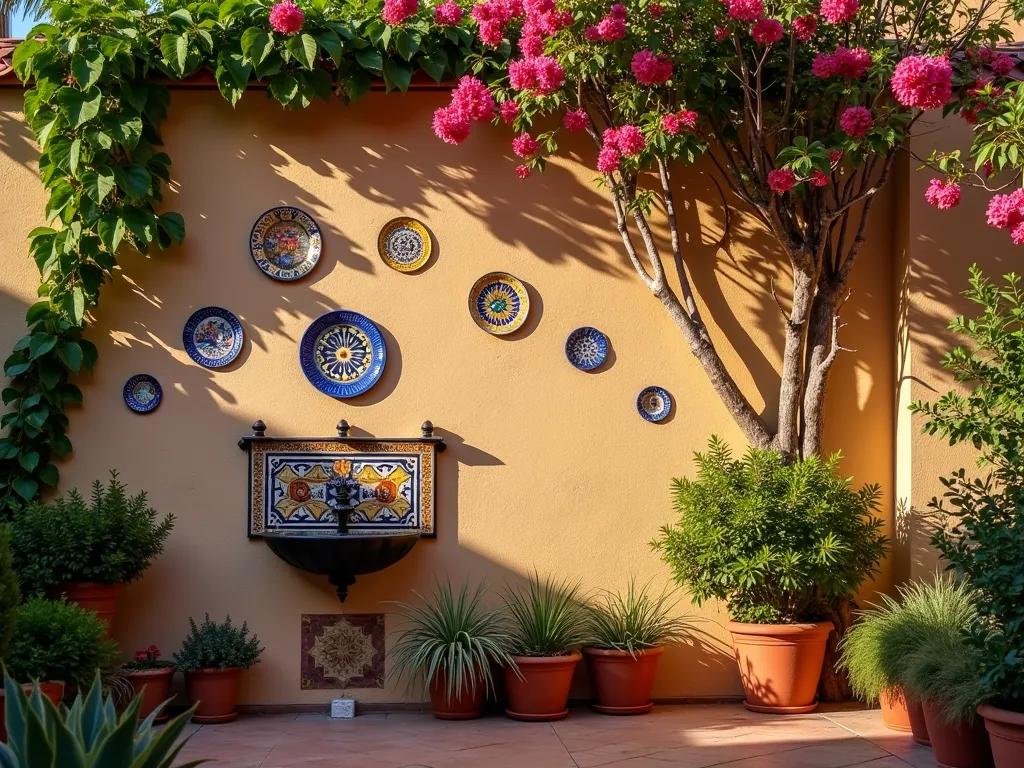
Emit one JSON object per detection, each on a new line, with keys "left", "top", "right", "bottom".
{"left": 81, "top": 166, "right": 116, "bottom": 205}
{"left": 158, "top": 212, "right": 186, "bottom": 245}
{"left": 5, "top": 362, "right": 31, "bottom": 376}
{"left": 160, "top": 33, "right": 189, "bottom": 77}
{"left": 345, "top": 70, "right": 372, "bottom": 102}
{"left": 25, "top": 301, "right": 51, "bottom": 324}
{"left": 418, "top": 50, "right": 448, "bottom": 83}
{"left": 71, "top": 49, "right": 105, "bottom": 90}
{"left": 69, "top": 286, "right": 86, "bottom": 324}
{"left": 395, "top": 29, "right": 419, "bottom": 61}
{"left": 13, "top": 477, "right": 39, "bottom": 502}
{"left": 114, "top": 164, "right": 152, "bottom": 200}
{"left": 44, "top": 181, "right": 75, "bottom": 222}
{"left": 286, "top": 34, "right": 318, "bottom": 70}
{"left": 58, "top": 341, "right": 82, "bottom": 373}
{"left": 383, "top": 58, "right": 412, "bottom": 92}
{"left": 17, "top": 451, "right": 40, "bottom": 473}
{"left": 12, "top": 39, "right": 43, "bottom": 81}
{"left": 102, "top": 113, "right": 144, "bottom": 149}
{"left": 122, "top": 207, "right": 156, "bottom": 247}
{"left": 98, "top": 214, "right": 125, "bottom": 252}
{"left": 69, "top": 137, "right": 82, "bottom": 178}
{"left": 219, "top": 0, "right": 248, "bottom": 22}
{"left": 55, "top": 86, "right": 102, "bottom": 128}
{"left": 316, "top": 29, "right": 343, "bottom": 67}
{"left": 217, "top": 50, "right": 251, "bottom": 90}
{"left": 302, "top": 68, "right": 333, "bottom": 103}
{"left": 269, "top": 73, "right": 299, "bottom": 105}
{"left": 355, "top": 49, "right": 383, "bottom": 73}
{"left": 29, "top": 334, "right": 57, "bottom": 359}
{"left": 168, "top": 7, "right": 194, "bottom": 25}
{"left": 241, "top": 27, "right": 273, "bottom": 67}
{"left": 37, "top": 463, "right": 59, "bottom": 487}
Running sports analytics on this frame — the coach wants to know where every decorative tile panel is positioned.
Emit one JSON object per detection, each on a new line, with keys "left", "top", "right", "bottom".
{"left": 301, "top": 614, "right": 385, "bottom": 690}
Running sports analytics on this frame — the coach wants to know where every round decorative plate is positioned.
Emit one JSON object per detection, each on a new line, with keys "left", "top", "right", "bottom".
{"left": 565, "top": 327, "right": 608, "bottom": 371}
{"left": 299, "top": 310, "right": 387, "bottom": 398}
{"left": 378, "top": 217, "right": 431, "bottom": 272}
{"left": 183, "top": 306, "right": 244, "bottom": 368}
{"left": 249, "top": 207, "right": 322, "bottom": 281}
{"left": 469, "top": 272, "right": 530, "bottom": 335}
{"left": 637, "top": 386, "right": 672, "bottom": 422}
{"left": 123, "top": 374, "right": 162, "bottom": 413}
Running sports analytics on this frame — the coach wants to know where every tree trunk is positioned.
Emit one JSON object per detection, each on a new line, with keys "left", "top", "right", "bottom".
{"left": 800, "top": 285, "right": 840, "bottom": 458}
{"left": 818, "top": 600, "right": 854, "bottom": 702}
{"left": 774, "top": 265, "right": 816, "bottom": 459}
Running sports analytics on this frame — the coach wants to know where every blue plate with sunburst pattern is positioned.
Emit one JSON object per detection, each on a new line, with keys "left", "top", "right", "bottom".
{"left": 299, "top": 310, "right": 386, "bottom": 398}
{"left": 469, "top": 272, "right": 530, "bottom": 335}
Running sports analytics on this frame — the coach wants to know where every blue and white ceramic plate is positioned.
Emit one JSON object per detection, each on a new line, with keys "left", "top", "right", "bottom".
{"left": 469, "top": 272, "right": 530, "bottom": 335}
{"left": 300, "top": 310, "right": 386, "bottom": 398}
{"left": 565, "top": 327, "right": 608, "bottom": 370}
{"left": 183, "top": 307, "right": 243, "bottom": 368}
{"left": 637, "top": 386, "right": 672, "bottom": 422}
{"left": 123, "top": 374, "right": 162, "bottom": 413}
{"left": 250, "top": 207, "right": 322, "bottom": 281}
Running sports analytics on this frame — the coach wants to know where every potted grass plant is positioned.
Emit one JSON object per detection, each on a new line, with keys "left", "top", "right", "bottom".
{"left": 122, "top": 645, "right": 176, "bottom": 723}
{"left": 501, "top": 573, "right": 588, "bottom": 722}
{"left": 582, "top": 578, "right": 690, "bottom": 715}
{"left": 388, "top": 579, "right": 516, "bottom": 720}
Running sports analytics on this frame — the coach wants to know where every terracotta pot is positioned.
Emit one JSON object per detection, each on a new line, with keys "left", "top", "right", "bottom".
{"left": 979, "top": 704, "right": 1024, "bottom": 768}
{"left": 922, "top": 699, "right": 993, "bottom": 768}
{"left": 504, "top": 652, "right": 580, "bottom": 722}
{"left": 907, "top": 695, "right": 931, "bottom": 747}
{"left": 727, "top": 621, "right": 832, "bottom": 714}
{"left": 428, "top": 670, "right": 484, "bottom": 720}
{"left": 583, "top": 646, "right": 663, "bottom": 715}
{"left": 125, "top": 667, "right": 176, "bottom": 723}
{"left": 880, "top": 688, "right": 912, "bottom": 732}
{"left": 0, "top": 682, "right": 64, "bottom": 742}
{"left": 185, "top": 668, "right": 241, "bottom": 724}
{"left": 55, "top": 582, "right": 124, "bottom": 637}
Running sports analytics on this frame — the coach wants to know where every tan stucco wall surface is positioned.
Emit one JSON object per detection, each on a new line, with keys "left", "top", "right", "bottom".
{"left": 0, "top": 87, "right": 897, "bottom": 704}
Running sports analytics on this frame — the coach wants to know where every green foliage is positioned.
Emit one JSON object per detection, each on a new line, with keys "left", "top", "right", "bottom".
{"left": 387, "top": 579, "right": 516, "bottom": 703}
{"left": 585, "top": 578, "right": 691, "bottom": 655}
{"left": 654, "top": 438, "right": 889, "bottom": 624}
{"left": 502, "top": 573, "right": 589, "bottom": 657}
{"left": 173, "top": 615, "right": 263, "bottom": 673}
{"left": 0, "top": 526, "right": 20, "bottom": 660}
{"left": 905, "top": 631, "right": 985, "bottom": 725}
{"left": 0, "top": 672, "right": 203, "bottom": 768}
{"left": 4, "top": 596, "right": 117, "bottom": 688}
{"left": 10, "top": 472, "right": 173, "bottom": 594}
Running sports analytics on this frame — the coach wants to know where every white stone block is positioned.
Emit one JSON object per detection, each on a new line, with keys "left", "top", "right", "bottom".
{"left": 331, "top": 698, "right": 355, "bottom": 719}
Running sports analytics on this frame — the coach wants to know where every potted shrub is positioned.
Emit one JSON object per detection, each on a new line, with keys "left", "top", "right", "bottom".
{"left": 582, "top": 579, "right": 690, "bottom": 715}
{"left": 9, "top": 472, "right": 174, "bottom": 635}
{"left": 388, "top": 579, "right": 515, "bottom": 720}
{"left": 122, "top": 645, "right": 176, "bottom": 723}
{"left": 501, "top": 573, "right": 588, "bottom": 721}
{"left": 654, "top": 438, "right": 889, "bottom": 714}
{"left": 174, "top": 614, "right": 262, "bottom": 723}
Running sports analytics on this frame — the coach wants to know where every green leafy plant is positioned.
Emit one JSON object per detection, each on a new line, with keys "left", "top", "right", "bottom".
{"left": 0, "top": 525, "right": 20, "bottom": 659}
{"left": 586, "top": 578, "right": 691, "bottom": 656}
{"left": 502, "top": 573, "right": 589, "bottom": 657}
{"left": 10, "top": 472, "right": 173, "bottom": 594}
{"left": 904, "top": 631, "right": 985, "bottom": 725}
{"left": 3, "top": 596, "right": 117, "bottom": 688}
{"left": 123, "top": 644, "right": 174, "bottom": 672}
{"left": 0, "top": 672, "right": 202, "bottom": 767}
{"left": 172, "top": 615, "right": 263, "bottom": 673}
{"left": 388, "top": 579, "right": 516, "bottom": 703}
{"left": 654, "top": 437, "right": 889, "bottom": 625}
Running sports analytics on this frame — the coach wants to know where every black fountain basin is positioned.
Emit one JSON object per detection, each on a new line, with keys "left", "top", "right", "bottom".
{"left": 261, "top": 531, "right": 419, "bottom": 602}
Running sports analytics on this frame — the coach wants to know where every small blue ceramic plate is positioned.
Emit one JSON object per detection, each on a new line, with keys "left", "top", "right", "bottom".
{"left": 300, "top": 310, "right": 387, "bottom": 398}
{"left": 637, "top": 386, "right": 672, "bottom": 422}
{"left": 183, "top": 306, "right": 244, "bottom": 368}
{"left": 123, "top": 374, "right": 162, "bottom": 413}
{"left": 565, "top": 327, "right": 608, "bottom": 371}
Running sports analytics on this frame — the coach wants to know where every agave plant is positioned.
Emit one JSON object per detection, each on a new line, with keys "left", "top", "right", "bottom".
{"left": 587, "top": 578, "right": 692, "bottom": 656}
{"left": 0, "top": 672, "right": 201, "bottom": 767}
{"left": 503, "top": 573, "right": 589, "bottom": 657}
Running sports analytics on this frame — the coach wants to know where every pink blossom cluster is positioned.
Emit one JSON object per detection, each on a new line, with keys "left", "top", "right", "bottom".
{"left": 714, "top": 25, "right": 729, "bottom": 41}
{"left": 727, "top": 0, "right": 763, "bottom": 22}
{"left": 812, "top": 46, "right": 872, "bottom": 79}
{"left": 791, "top": 14, "right": 816, "bottom": 41}
{"left": 811, "top": 169, "right": 828, "bottom": 187}
{"left": 839, "top": 106, "right": 873, "bottom": 138}
{"left": 767, "top": 168, "right": 796, "bottom": 194}
{"left": 597, "top": 124, "right": 646, "bottom": 173}
{"left": 517, "top": 165, "right": 532, "bottom": 178}
{"left": 828, "top": 149, "right": 843, "bottom": 164}
{"left": 662, "top": 109, "right": 698, "bottom": 134}
{"left": 890, "top": 55, "right": 952, "bottom": 110}
{"left": 751, "top": 18, "right": 784, "bottom": 45}
{"left": 517, "top": 0, "right": 572, "bottom": 56}
{"left": 924, "top": 178, "right": 962, "bottom": 210}
{"left": 564, "top": 109, "right": 589, "bottom": 130}
{"left": 991, "top": 53, "right": 1016, "bottom": 77}
{"left": 819, "top": 0, "right": 857, "bottom": 24}
{"left": 269, "top": 0, "right": 304, "bottom": 34}
{"left": 649, "top": 3, "right": 664, "bottom": 17}
{"left": 586, "top": 3, "right": 627, "bottom": 42}
{"left": 508, "top": 55, "right": 565, "bottom": 95}
{"left": 632, "top": 50, "right": 673, "bottom": 85}
{"left": 500, "top": 100, "right": 519, "bottom": 123}
{"left": 986, "top": 189, "right": 1024, "bottom": 244}
{"left": 472, "top": 0, "right": 518, "bottom": 46}
{"left": 382, "top": 0, "right": 418, "bottom": 25}
{"left": 434, "top": 0, "right": 464, "bottom": 25}
{"left": 512, "top": 132, "right": 540, "bottom": 157}
{"left": 432, "top": 76, "right": 496, "bottom": 145}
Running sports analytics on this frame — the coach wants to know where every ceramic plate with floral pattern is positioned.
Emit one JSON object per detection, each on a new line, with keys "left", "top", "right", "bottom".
{"left": 469, "top": 272, "right": 530, "bottom": 335}
{"left": 123, "top": 374, "right": 162, "bottom": 413}
{"left": 183, "top": 306, "right": 244, "bottom": 368}
{"left": 249, "top": 207, "right": 322, "bottom": 281}
{"left": 378, "top": 217, "right": 431, "bottom": 272}
{"left": 565, "top": 327, "right": 608, "bottom": 370}
{"left": 637, "top": 386, "right": 672, "bottom": 422}
{"left": 299, "top": 310, "right": 387, "bottom": 398}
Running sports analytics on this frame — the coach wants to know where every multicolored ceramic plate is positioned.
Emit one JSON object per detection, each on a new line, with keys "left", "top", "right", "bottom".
{"left": 123, "top": 374, "right": 162, "bottom": 413}
{"left": 299, "top": 310, "right": 387, "bottom": 398}
{"left": 469, "top": 272, "right": 530, "bottom": 335}
{"left": 183, "top": 306, "right": 244, "bottom": 368}
{"left": 249, "top": 207, "right": 322, "bottom": 281}
{"left": 637, "top": 386, "right": 672, "bottom": 422}
{"left": 378, "top": 217, "right": 431, "bottom": 272}
{"left": 565, "top": 327, "right": 608, "bottom": 371}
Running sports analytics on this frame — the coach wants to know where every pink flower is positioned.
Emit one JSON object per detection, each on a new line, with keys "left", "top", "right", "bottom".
{"left": 520, "top": 33, "right": 545, "bottom": 57}
{"left": 516, "top": 164, "right": 532, "bottom": 179}
{"left": 597, "top": 146, "right": 621, "bottom": 173}
{"left": 961, "top": 108, "right": 978, "bottom": 125}
{"left": 508, "top": 56, "right": 564, "bottom": 95}
{"left": 609, "top": 3, "right": 627, "bottom": 19}
{"left": 269, "top": 0, "right": 304, "bottom": 34}
{"left": 991, "top": 53, "right": 1015, "bottom": 77}
{"left": 524, "top": 0, "right": 554, "bottom": 13}
{"left": 614, "top": 124, "right": 646, "bottom": 156}
{"left": 727, "top": 0, "right": 763, "bottom": 22}
{"left": 986, "top": 188, "right": 1024, "bottom": 229}
{"left": 819, "top": 0, "right": 857, "bottom": 24}
{"left": 451, "top": 76, "right": 494, "bottom": 120}
{"left": 891, "top": 55, "right": 953, "bottom": 110}
{"left": 751, "top": 18, "right": 784, "bottom": 45}
{"left": 811, "top": 169, "right": 829, "bottom": 187}
{"left": 924, "top": 178, "right": 962, "bottom": 210}
{"left": 508, "top": 58, "right": 537, "bottom": 90}
{"left": 596, "top": 15, "right": 626, "bottom": 40}
{"left": 631, "top": 50, "right": 673, "bottom": 85}
{"left": 563, "top": 109, "right": 589, "bottom": 131}
{"left": 433, "top": 0, "right": 463, "bottom": 24}
{"left": 714, "top": 25, "right": 729, "bottom": 41}
{"left": 512, "top": 132, "right": 539, "bottom": 158}
{"left": 382, "top": 0, "right": 418, "bottom": 25}
{"left": 433, "top": 106, "right": 472, "bottom": 144}
{"left": 813, "top": 46, "right": 871, "bottom": 79}
{"left": 1012, "top": 220, "right": 1024, "bottom": 245}
{"left": 678, "top": 109, "right": 698, "bottom": 131}
{"left": 840, "top": 106, "right": 873, "bottom": 138}
{"left": 500, "top": 100, "right": 519, "bottom": 123}
{"left": 473, "top": 0, "right": 514, "bottom": 44}
{"left": 791, "top": 14, "right": 816, "bottom": 40}
{"left": 663, "top": 109, "right": 699, "bottom": 135}
{"left": 649, "top": 3, "right": 664, "bottom": 17}
{"left": 828, "top": 149, "right": 843, "bottom": 163}
{"left": 767, "top": 168, "right": 796, "bottom": 194}
{"left": 585, "top": 25, "right": 602, "bottom": 40}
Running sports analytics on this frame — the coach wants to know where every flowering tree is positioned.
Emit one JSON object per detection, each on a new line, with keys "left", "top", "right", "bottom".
{"left": 431, "top": 0, "right": 1019, "bottom": 463}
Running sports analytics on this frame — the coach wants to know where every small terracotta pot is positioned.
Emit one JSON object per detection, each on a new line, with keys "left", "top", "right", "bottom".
{"left": 922, "top": 699, "right": 993, "bottom": 768}
{"left": 583, "top": 646, "right": 663, "bottom": 715}
{"left": 504, "top": 652, "right": 580, "bottom": 722}
{"left": 979, "top": 704, "right": 1024, "bottom": 768}
{"left": 185, "top": 668, "right": 241, "bottom": 724}
{"left": 880, "top": 688, "right": 912, "bottom": 732}
{"left": 907, "top": 695, "right": 931, "bottom": 747}
{"left": 54, "top": 582, "right": 123, "bottom": 637}
{"left": 727, "top": 621, "right": 832, "bottom": 714}
{"left": 125, "top": 667, "right": 176, "bottom": 723}
{"left": 0, "top": 682, "right": 64, "bottom": 742}
{"left": 428, "top": 670, "right": 485, "bottom": 720}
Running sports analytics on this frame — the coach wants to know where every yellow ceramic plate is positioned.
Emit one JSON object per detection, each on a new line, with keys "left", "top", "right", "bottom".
{"left": 378, "top": 217, "right": 432, "bottom": 272}
{"left": 469, "top": 272, "right": 530, "bottom": 335}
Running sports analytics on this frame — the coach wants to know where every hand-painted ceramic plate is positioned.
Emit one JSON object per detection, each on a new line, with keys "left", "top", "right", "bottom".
{"left": 183, "top": 306, "right": 243, "bottom": 368}
{"left": 378, "top": 217, "right": 431, "bottom": 272}
{"left": 299, "top": 310, "right": 387, "bottom": 398}
{"left": 637, "top": 386, "right": 672, "bottom": 422}
{"left": 565, "top": 327, "right": 608, "bottom": 370}
{"left": 469, "top": 272, "right": 530, "bottom": 335}
{"left": 249, "top": 207, "right": 322, "bottom": 281}
{"left": 123, "top": 374, "right": 162, "bottom": 413}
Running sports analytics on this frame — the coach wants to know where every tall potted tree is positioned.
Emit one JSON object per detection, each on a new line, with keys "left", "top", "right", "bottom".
{"left": 174, "top": 615, "right": 262, "bottom": 724}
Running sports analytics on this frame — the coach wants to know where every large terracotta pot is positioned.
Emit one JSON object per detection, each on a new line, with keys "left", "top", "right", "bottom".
{"left": 0, "top": 682, "right": 64, "bottom": 742}
{"left": 922, "top": 699, "right": 993, "bottom": 768}
{"left": 880, "top": 688, "right": 912, "bottom": 732}
{"left": 727, "top": 621, "right": 831, "bottom": 714}
{"left": 504, "top": 652, "right": 580, "bottom": 722}
{"left": 979, "top": 704, "right": 1024, "bottom": 768}
{"left": 185, "top": 667, "right": 241, "bottom": 724}
{"left": 583, "top": 646, "right": 663, "bottom": 715}
{"left": 125, "top": 667, "right": 176, "bottom": 723}
{"left": 907, "top": 695, "right": 931, "bottom": 746}
{"left": 428, "top": 670, "right": 485, "bottom": 720}
{"left": 55, "top": 582, "right": 124, "bottom": 637}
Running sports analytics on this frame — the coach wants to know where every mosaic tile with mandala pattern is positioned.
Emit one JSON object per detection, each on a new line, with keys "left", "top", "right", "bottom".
{"left": 300, "top": 614, "right": 385, "bottom": 690}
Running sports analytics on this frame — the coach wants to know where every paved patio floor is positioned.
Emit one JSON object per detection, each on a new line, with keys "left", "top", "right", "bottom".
{"left": 175, "top": 704, "right": 942, "bottom": 768}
